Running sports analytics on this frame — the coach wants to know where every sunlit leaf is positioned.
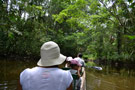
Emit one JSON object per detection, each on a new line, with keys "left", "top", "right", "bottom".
{"left": 125, "top": 35, "right": 135, "bottom": 39}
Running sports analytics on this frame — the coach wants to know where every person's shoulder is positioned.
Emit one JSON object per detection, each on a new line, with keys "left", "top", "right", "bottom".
{"left": 58, "top": 68, "right": 72, "bottom": 74}
{"left": 75, "top": 57, "right": 84, "bottom": 62}
{"left": 74, "top": 57, "right": 79, "bottom": 59}
{"left": 74, "top": 57, "right": 80, "bottom": 61}
{"left": 21, "top": 68, "right": 31, "bottom": 75}
{"left": 21, "top": 67, "right": 38, "bottom": 74}
{"left": 78, "top": 57, "right": 84, "bottom": 62}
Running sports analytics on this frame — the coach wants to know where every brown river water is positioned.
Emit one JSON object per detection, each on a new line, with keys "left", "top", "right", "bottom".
{"left": 86, "top": 68, "right": 135, "bottom": 90}
{"left": 0, "top": 59, "right": 135, "bottom": 90}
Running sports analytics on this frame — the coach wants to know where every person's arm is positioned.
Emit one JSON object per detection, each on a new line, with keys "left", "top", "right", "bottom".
{"left": 67, "top": 82, "right": 73, "bottom": 90}
{"left": 17, "top": 79, "right": 22, "bottom": 90}
{"left": 77, "top": 66, "right": 81, "bottom": 77}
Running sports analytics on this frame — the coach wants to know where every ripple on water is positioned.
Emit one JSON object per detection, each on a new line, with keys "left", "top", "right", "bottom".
{"left": 0, "top": 80, "right": 17, "bottom": 90}
{"left": 86, "top": 68, "right": 135, "bottom": 90}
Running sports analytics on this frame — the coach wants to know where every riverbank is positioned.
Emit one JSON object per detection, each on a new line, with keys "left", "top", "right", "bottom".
{"left": 0, "top": 54, "right": 39, "bottom": 61}
{"left": 88, "top": 59, "right": 135, "bottom": 71}
{"left": 86, "top": 59, "right": 135, "bottom": 77}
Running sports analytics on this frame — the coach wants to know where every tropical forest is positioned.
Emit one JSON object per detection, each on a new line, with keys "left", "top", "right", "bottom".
{"left": 0, "top": 0, "right": 135, "bottom": 90}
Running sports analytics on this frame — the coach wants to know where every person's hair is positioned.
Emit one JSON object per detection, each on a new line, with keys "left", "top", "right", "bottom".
{"left": 78, "top": 53, "right": 83, "bottom": 58}
{"left": 70, "top": 64, "right": 78, "bottom": 68}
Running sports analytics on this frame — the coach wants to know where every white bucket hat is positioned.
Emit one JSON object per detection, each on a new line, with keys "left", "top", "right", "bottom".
{"left": 37, "top": 41, "right": 66, "bottom": 66}
{"left": 66, "top": 57, "right": 73, "bottom": 61}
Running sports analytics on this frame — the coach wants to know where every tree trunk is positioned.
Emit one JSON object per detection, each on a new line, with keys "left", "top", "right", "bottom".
{"left": 117, "top": 28, "right": 122, "bottom": 55}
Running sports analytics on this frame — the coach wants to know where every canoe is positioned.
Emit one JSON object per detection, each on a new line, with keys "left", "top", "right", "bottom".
{"left": 80, "top": 68, "right": 86, "bottom": 90}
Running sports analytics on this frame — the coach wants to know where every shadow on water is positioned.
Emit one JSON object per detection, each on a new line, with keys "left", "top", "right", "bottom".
{"left": 0, "top": 59, "right": 37, "bottom": 90}
{"left": 86, "top": 67, "right": 135, "bottom": 90}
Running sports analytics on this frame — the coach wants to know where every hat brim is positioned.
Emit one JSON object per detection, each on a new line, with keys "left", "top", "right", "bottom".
{"left": 37, "top": 54, "right": 66, "bottom": 66}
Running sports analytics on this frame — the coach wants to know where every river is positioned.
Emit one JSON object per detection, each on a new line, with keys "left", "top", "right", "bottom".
{"left": 86, "top": 68, "right": 135, "bottom": 90}
{"left": 0, "top": 59, "right": 135, "bottom": 90}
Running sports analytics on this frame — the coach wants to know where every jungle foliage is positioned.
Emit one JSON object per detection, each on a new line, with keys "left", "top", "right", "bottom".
{"left": 0, "top": 0, "right": 135, "bottom": 62}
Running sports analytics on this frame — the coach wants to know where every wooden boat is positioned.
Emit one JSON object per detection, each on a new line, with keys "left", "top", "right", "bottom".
{"left": 80, "top": 68, "right": 86, "bottom": 90}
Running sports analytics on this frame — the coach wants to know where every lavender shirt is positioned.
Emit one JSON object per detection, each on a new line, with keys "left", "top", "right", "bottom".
{"left": 20, "top": 67, "right": 73, "bottom": 90}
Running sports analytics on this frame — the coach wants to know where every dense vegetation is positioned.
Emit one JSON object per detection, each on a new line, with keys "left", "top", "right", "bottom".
{"left": 0, "top": 0, "right": 135, "bottom": 64}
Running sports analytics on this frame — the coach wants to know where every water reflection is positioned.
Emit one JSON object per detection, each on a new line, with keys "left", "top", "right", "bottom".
{"left": 0, "top": 59, "right": 135, "bottom": 90}
{"left": 86, "top": 68, "right": 135, "bottom": 90}
{"left": 0, "top": 80, "right": 17, "bottom": 90}
{"left": 0, "top": 59, "right": 36, "bottom": 90}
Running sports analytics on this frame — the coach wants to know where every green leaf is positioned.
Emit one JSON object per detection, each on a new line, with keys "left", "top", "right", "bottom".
{"left": 35, "top": 6, "right": 42, "bottom": 10}
{"left": 8, "top": 32, "right": 14, "bottom": 39}
{"left": 32, "top": 5, "right": 42, "bottom": 10}
{"left": 90, "top": 15, "right": 102, "bottom": 18}
{"left": 125, "top": 35, "right": 135, "bottom": 39}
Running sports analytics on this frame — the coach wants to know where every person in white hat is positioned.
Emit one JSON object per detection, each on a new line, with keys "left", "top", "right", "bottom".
{"left": 17, "top": 41, "right": 73, "bottom": 90}
{"left": 65, "top": 56, "right": 73, "bottom": 68}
